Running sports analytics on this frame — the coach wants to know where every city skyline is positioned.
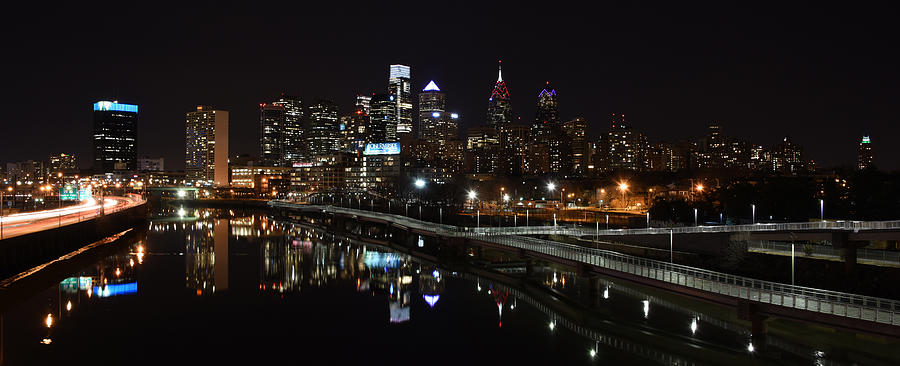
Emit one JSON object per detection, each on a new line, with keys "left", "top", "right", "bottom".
{"left": 0, "top": 3, "right": 896, "bottom": 170}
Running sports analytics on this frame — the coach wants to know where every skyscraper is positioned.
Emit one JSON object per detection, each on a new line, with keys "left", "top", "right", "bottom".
{"left": 487, "top": 61, "right": 512, "bottom": 130}
{"left": 532, "top": 83, "right": 562, "bottom": 173}
{"left": 858, "top": 135, "right": 873, "bottom": 170}
{"left": 185, "top": 106, "right": 229, "bottom": 186}
{"left": 340, "top": 107, "right": 370, "bottom": 152}
{"left": 772, "top": 136, "right": 804, "bottom": 173}
{"left": 562, "top": 117, "right": 587, "bottom": 175}
{"left": 369, "top": 94, "right": 396, "bottom": 142}
{"left": 259, "top": 103, "right": 286, "bottom": 166}
{"left": 307, "top": 100, "right": 340, "bottom": 156}
{"left": 93, "top": 101, "right": 138, "bottom": 173}
{"left": 608, "top": 113, "right": 644, "bottom": 171}
{"left": 272, "top": 94, "right": 305, "bottom": 163}
{"left": 356, "top": 94, "right": 372, "bottom": 115}
{"left": 389, "top": 64, "right": 413, "bottom": 138}
{"left": 533, "top": 83, "right": 559, "bottom": 138}
{"left": 418, "top": 80, "right": 447, "bottom": 142}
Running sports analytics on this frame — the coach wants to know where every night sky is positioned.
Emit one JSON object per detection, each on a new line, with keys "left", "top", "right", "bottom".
{"left": 1, "top": 2, "right": 897, "bottom": 171}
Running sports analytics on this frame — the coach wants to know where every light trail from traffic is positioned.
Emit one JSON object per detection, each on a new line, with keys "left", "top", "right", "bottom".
{"left": 0, "top": 195, "right": 144, "bottom": 240}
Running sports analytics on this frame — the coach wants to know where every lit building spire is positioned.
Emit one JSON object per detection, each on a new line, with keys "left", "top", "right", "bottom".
{"left": 497, "top": 59, "right": 503, "bottom": 83}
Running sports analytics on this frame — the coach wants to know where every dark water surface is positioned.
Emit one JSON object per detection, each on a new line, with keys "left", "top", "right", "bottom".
{"left": 1, "top": 207, "right": 896, "bottom": 365}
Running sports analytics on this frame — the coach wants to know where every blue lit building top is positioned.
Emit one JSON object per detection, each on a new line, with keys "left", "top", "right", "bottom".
{"left": 93, "top": 101, "right": 138, "bottom": 113}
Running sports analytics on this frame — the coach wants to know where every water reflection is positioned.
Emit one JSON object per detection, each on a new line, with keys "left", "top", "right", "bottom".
{"left": 0, "top": 207, "right": 893, "bottom": 365}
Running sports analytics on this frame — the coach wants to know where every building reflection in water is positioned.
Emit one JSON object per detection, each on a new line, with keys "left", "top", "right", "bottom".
{"left": 185, "top": 219, "right": 229, "bottom": 294}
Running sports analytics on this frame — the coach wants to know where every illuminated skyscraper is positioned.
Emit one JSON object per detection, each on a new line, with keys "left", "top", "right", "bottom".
{"left": 93, "top": 101, "right": 138, "bottom": 172}
{"left": 499, "top": 124, "right": 528, "bottom": 175}
{"left": 369, "top": 93, "right": 396, "bottom": 142}
{"left": 532, "top": 83, "right": 562, "bottom": 173}
{"left": 532, "top": 83, "right": 559, "bottom": 142}
{"left": 608, "top": 113, "right": 642, "bottom": 171}
{"left": 186, "top": 106, "right": 229, "bottom": 185}
{"left": 858, "top": 135, "right": 873, "bottom": 170}
{"left": 487, "top": 61, "right": 512, "bottom": 130}
{"left": 355, "top": 94, "right": 372, "bottom": 114}
{"left": 418, "top": 80, "right": 447, "bottom": 142}
{"left": 259, "top": 103, "right": 286, "bottom": 166}
{"left": 340, "top": 107, "right": 370, "bottom": 152}
{"left": 772, "top": 136, "right": 804, "bottom": 173}
{"left": 562, "top": 117, "right": 587, "bottom": 175}
{"left": 307, "top": 100, "right": 340, "bottom": 156}
{"left": 389, "top": 64, "right": 413, "bottom": 138}
{"left": 272, "top": 94, "right": 305, "bottom": 163}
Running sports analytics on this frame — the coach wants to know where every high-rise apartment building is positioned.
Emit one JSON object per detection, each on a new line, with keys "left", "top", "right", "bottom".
{"left": 608, "top": 113, "right": 645, "bottom": 171}
{"left": 186, "top": 106, "right": 229, "bottom": 186}
{"left": 858, "top": 135, "right": 873, "bottom": 170}
{"left": 93, "top": 101, "right": 138, "bottom": 172}
{"left": 389, "top": 64, "right": 413, "bottom": 138}
{"left": 499, "top": 124, "right": 528, "bottom": 176}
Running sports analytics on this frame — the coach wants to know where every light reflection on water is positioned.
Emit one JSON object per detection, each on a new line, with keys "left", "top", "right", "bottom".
{"left": 0, "top": 208, "right": 892, "bottom": 365}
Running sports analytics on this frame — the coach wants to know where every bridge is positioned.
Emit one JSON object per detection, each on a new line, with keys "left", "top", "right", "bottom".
{"left": 0, "top": 195, "right": 145, "bottom": 240}
{"left": 269, "top": 200, "right": 900, "bottom": 338}
{"left": 468, "top": 219, "right": 900, "bottom": 240}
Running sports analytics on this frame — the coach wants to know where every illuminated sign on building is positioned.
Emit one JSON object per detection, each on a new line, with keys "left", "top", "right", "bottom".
{"left": 93, "top": 101, "right": 139, "bottom": 113}
{"left": 363, "top": 142, "right": 401, "bottom": 156}
{"left": 292, "top": 162, "right": 315, "bottom": 168}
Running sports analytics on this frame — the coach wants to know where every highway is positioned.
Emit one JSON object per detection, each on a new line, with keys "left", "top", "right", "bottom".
{"left": 0, "top": 195, "right": 144, "bottom": 240}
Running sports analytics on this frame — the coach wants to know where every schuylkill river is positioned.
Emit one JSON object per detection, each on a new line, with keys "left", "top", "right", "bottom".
{"left": 1, "top": 206, "right": 896, "bottom": 365}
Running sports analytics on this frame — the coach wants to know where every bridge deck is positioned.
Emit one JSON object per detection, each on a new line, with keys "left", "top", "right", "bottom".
{"left": 270, "top": 201, "right": 900, "bottom": 336}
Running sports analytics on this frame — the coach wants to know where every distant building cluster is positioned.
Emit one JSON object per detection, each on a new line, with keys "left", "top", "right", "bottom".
{"left": 0, "top": 64, "right": 880, "bottom": 199}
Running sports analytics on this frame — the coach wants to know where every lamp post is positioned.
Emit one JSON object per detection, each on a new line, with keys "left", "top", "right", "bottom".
{"left": 819, "top": 199, "right": 824, "bottom": 221}
{"left": 618, "top": 182, "right": 628, "bottom": 210}
{"left": 547, "top": 182, "right": 556, "bottom": 209}
{"left": 501, "top": 193, "right": 510, "bottom": 227}
{"left": 694, "top": 208, "right": 698, "bottom": 226}
{"left": 751, "top": 204, "right": 756, "bottom": 224}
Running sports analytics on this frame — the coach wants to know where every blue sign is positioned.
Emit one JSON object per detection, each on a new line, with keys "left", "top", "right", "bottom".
{"left": 93, "top": 282, "right": 138, "bottom": 297}
{"left": 363, "top": 142, "right": 401, "bottom": 156}
{"left": 93, "top": 101, "right": 138, "bottom": 113}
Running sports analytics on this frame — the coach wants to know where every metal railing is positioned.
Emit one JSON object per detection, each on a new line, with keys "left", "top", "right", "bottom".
{"left": 748, "top": 241, "right": 900, "bottom": 266}
{"left": 471, "top": 219, "right": 900, "bottom": 237}
{"left": 270, "top": 201, "right": 900, "bottom": 327}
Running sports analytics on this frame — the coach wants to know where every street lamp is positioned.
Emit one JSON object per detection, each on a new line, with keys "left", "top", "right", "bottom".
{"left": 618, "top": 182, "right": 628, "bottom": 209}
{"left": 819, "top": 199, "right": 824, "bottom": 221}
{"left": 414, "top": 179, "right": 426, "bottom": 219}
